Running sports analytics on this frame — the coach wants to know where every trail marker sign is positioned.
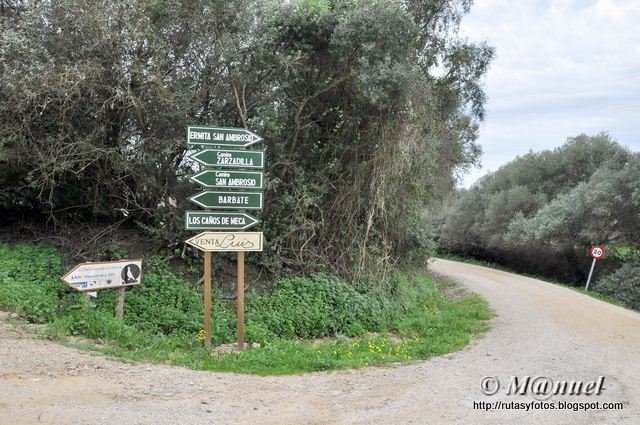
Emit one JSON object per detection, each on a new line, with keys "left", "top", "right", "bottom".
{"left": 189, "top": 148, "right": 264, "bottom": 169}
{"left": 185, "top": 124, "right": 265, "bottom": 351}
{"left": 189, "top": 191, "right": 263, "bottom": 210}
{"left": 190, "top": 170, "right": 264, "bottom": 190}
{"left": 186, "top": 232, "right": 263, "bottom": 252}
{"left": 185, "top": 211, "right": 261, "bottom": 230}
{"left": 187, "top": 126, "right": 263, "bottom": 147}
{"left": 62, "top": 260, "right": 142, "bottom": 292}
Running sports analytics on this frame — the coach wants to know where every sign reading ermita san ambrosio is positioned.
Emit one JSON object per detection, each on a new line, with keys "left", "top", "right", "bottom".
{"left": 187, "top": 126, "right": 263, "bottom": 147}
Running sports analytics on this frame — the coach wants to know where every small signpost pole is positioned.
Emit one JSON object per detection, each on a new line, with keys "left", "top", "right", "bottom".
{"left": 585, "top": 245, "right": 605, "bottom": 291}
{"left": 115, "top": 287, "right": 126, "bottom": 320}
{"left": 237, "top": 251, "right": 245, "bottom": 350}
{"left": 203, "top": 251, "right": 212, "bottom": 348}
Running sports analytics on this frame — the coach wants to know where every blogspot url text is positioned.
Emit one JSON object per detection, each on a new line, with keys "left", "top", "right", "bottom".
{"left": 473, "top": 400, "right": 624, "bottom": 412}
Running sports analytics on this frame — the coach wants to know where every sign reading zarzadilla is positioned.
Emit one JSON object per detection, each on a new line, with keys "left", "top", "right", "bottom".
{"left": 187, "top": 126, "right": 263, "bottom": 147}
{"left": 190, "top": 148, "right": 264, "bottom": 169}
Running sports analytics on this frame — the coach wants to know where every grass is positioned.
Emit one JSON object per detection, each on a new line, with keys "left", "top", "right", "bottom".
{"left": 436, "top": 252, "right": 629, "bottom": 309}
{"left": 1, "top": 243, "right": 494, "bottom": 375}
{"left": 57, "top": 285, "right": 491, "bottom": 375}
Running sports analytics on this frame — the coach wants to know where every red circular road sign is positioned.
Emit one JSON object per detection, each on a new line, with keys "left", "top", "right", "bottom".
{"left": 590, "top": 246, "right": 605, "bottom": 259}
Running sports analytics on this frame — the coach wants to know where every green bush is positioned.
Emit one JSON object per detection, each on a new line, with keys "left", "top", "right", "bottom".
{"left": 593, "top": 262, "right": 640, "bottom": 309}
{"left": 0, "top": 244, "right": 64, "bottom": 323}
{"left": 1, "top": 243, "right": 493, "bottom": 374}
{"left": 247, "top": 273, "right": 394, "bottom": 340}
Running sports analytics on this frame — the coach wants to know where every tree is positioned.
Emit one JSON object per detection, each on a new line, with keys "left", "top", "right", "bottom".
{"left": 1, "top": 0, "right": 493, "bottom": 278}
{"left": 436, "top": 133, "right": 640, "bottom": 295}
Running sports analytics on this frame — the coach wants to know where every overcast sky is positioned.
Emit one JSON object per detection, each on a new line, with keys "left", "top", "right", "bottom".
{"left": 458, "top": 0, "right": 640, "bottom": 187}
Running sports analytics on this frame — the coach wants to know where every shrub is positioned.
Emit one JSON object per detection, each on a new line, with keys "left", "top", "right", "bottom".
{"left": 247, "top": 274, "right": 393, "bottom": 340}
{"left": 0, "top": 244, "right": 64, "bottom": 323}
{"left": 593, "top": 262, "right": 640, "bottom": 309}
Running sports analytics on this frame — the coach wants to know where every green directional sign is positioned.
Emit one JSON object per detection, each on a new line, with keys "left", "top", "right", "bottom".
{"left": 187, "top": 126, "right": 263, "bottom": 147}
{"left": 190, "top": 170, "right": 263, "bottom": 190}
{"left": 185, "top": 211, "right": 261, "bottom": 230}
{"left": 189, "top": 191, "right": 263, "bottom": 210}
{"left": 189, "top": 148, "right": 264, "bottom": 169}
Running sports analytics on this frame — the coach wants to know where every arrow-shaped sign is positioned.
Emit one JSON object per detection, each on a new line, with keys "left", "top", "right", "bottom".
{"left": 185, "top": 211, "right": 261, "bottom": 230}
{"left": 186, "top": 232, "right": 264, "bottom": 252}
{"left": 190, "top": 170, "right": 264, "bottom": 190}
{"left": 189, "top": 191, "right": 263, "bottom": 210}
{"left": 62, "top": 260, "right": 143, "bottom": 292}
{"left": 187, "top": 126, "right": 263, "bottom": 147}
{"left": 189, "top": 148, "right": 264, "bottom": 169}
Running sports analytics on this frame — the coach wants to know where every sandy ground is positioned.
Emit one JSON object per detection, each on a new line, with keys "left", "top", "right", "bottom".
{"left": 1, "top": 258, "right": 639, "bottom": 424}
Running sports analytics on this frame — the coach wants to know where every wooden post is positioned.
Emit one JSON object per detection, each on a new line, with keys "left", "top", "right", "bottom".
{"left": 237, "top": 251, "right": 245, "bottom": 350}
{"left": 204, "top": 251, "right": 212, "bottom": 348}
{"left": 115, "top": 287, "right": 125, "bottom": 320}
{"left": 82, "top": 292, "right": 90, "bottom": 310}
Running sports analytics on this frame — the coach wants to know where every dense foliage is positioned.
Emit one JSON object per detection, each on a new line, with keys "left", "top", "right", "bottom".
{"left": 435, "top": 134, "right": 640, "bottom": 306}
{"left": 0, "top": 0, "right": 493, "bottom": 277}
{"left": 0, "top": 243, "right": 491, "bottom": 374}
{"left": 593, "top": 262, "right": 640, "bottom": 310}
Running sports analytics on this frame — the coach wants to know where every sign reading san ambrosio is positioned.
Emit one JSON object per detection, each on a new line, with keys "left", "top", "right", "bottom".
{"left": 190, "top": 170, "right": 263, "bottom": 190}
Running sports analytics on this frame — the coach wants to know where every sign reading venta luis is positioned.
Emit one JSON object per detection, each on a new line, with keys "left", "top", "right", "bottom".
{"left": 186, "top": 232, "right": 264, "bottom": 252}
{"left": 187, "top": 126, "right": 263, "bottom": 147}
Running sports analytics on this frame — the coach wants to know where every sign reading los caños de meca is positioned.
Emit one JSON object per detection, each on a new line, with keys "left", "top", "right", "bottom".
{"left": 187, "top": 126, "right": 263, "bottom": 147}
{"left": 185, "top": 211, "right": 261, "bottom": 231}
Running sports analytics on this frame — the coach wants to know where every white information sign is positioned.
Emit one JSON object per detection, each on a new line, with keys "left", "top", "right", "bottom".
{"left": 62, "top": 260, "right": 142, "bottom": 292}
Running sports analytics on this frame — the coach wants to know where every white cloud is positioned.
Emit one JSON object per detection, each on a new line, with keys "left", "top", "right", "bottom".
{"left": 458, "top": 0, "right": 640, "bottom": 187}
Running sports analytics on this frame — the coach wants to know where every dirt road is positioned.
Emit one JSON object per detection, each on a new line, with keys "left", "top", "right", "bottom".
{"left": 1, "top": 258, "right": 639, "bottom": 424}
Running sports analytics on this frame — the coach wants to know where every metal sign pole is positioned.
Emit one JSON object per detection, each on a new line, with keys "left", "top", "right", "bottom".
{"left": 585, "top": 258, "right": 597, "bottom": 291}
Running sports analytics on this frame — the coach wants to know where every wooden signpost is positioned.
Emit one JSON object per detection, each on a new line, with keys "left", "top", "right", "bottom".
{"left": 185, "top": 125, "right": 265, "bottom": 350}
{"left": 61, "top": 259, "right": 143, "bottom": 320}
